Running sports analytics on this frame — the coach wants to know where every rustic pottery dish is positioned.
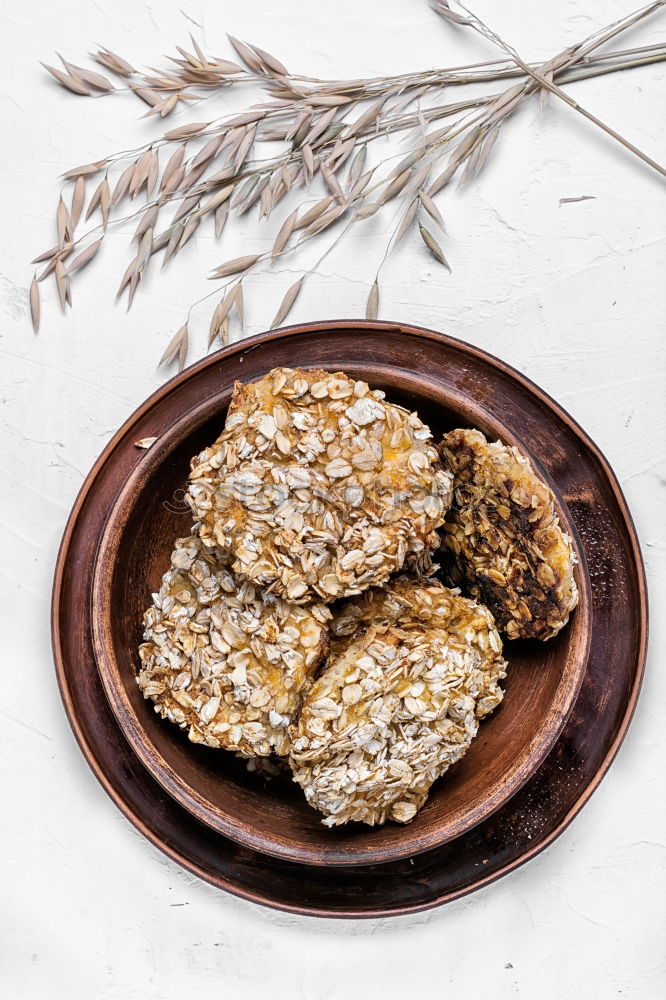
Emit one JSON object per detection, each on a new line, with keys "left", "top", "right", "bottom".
{"left": 52, "top": 322, "right": 646, "bottom": 911}
{"left": 90, "top": 328, "right": 589, "bottom": 864}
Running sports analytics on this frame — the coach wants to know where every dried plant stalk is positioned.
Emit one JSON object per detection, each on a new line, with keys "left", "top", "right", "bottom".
{"left": 31, "top": 1, "right": 666, "bottom": 369}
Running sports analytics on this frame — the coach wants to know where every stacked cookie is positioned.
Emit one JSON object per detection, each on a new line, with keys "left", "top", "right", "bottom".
{"left": 138, "top": 367, "right": 578, "bottom": 828}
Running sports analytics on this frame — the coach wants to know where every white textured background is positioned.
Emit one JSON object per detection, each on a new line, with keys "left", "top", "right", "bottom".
{"left": 1, "top": 0, "right": 665, "bottom": 996}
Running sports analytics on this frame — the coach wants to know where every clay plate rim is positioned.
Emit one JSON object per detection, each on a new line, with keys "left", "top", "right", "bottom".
{"left": 89, "top": 348, "right": 591, "bottom": 865}
{"left": 51, "top": 320, "right": 648, "bottom": 916}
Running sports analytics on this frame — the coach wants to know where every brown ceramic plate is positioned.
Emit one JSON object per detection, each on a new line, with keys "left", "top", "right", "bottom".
{"left": 89, "top": 326, "right": 590, "bottom": 865}
{"left": 52, "top": 322, "right": 646, "bottom": 913}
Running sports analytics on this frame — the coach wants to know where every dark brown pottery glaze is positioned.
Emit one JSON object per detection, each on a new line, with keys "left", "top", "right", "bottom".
{"left": 52, "top": 322, "right": 647, "bottom": 914}
{"left": 89, "top": 331, "right": 591, "bottom": 866}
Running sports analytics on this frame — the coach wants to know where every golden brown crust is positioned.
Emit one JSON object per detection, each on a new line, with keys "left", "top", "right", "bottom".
{"left": 439, "top": 428, "right": 578, "bottom": 640}
{"left": 330, "top": 575, "right": 462, "bottom": 638}
{"left": 289, "top": 579, "right": 506, "bottom": 827}
{"left": 187, "top": 367, "right": 453, "bottom": 603}
{"left": 137, "top": 534, "right": 330, "bottom": 756}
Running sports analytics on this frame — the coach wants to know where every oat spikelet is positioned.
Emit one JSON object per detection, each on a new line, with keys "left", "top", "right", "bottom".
{"left": 68, "top": 239, "right": 103, "bottom": 274}
{"left": 159, "top": 323, "right": 189, "bottom": 370}
{"left": 42, "top": 62, "right": 91, "bottom": 95}
{"left": 56, "top": 197, "right": 72, "bottom": 245}
{"left": 62, "top": 160, "right": 108, "bottom": 180}
{"left": 418, "top": 190, "right": 445, "bottom": 228}
{"left": 294, "top": 197, "right": 333, "bottom": 231}
{"left": 419, "top": 223, "right": 451, "bottom": 271}
{"left": 366, "top": 280, "right": 379, "bottom": 320}
{"left": 54, "top": 260, "right": 69, "bottom": 309}
{"left": 209, "top": 254, "right": 260, "bottom": 279}
{"left": 93, "top": 47, "right": 135, "bottom": 76}
{"left": 29, "top": 275, "right": 40, "bottom": 332}
{"left": 270, "top": 278, "right": 302, "bottom": 329}
{"left": 70, "top": 176, "right": 85, "bottom": 229}
{"left": 272, "top": 208, "right": 298, "bottom": 259}
{"left": 393, "top": 199, "right": 418, "bottom": 246}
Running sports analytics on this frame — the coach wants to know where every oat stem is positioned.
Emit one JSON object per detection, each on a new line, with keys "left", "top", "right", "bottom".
{"left": 443, "top": 0, "right": 666, "bottom": 176}
{"left": 33, "top": 0, "right": 666, "bottom": 366}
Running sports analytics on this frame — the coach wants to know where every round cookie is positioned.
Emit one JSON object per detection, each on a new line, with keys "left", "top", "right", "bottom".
{"left": 137, "top": 534, "right": 330, "bottom": 756}
{"left": 289, "top": 584, "right": 506, "bottom": 827}
{"left": 439, "top": 428, "right": 578, "bottom": 640}
{"left": 187, "top": 367, "right": 453, "bottom": 603}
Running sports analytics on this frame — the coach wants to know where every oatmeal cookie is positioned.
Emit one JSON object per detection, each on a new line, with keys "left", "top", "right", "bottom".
{"left": 289, "top": 588, "right": 506, "bottom": 827}
{"left": 439, "top": 428, "right": 578, "bottom": 640}
{"left": 137, "top": 534, "right": 330, "bottom": 756}
{"left": 329, "top": 575, "right": 485, "bottom": 643}
{"left": 187, "top": 367, "right": 453, "bottom": 603}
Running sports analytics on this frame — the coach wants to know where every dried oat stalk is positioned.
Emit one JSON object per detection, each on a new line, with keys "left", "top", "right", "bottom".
{"left": 31, "top": 1, "right": 666, "bottom": 370}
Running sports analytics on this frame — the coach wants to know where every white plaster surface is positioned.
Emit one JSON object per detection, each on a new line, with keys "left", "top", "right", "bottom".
{"left": 1, "top": 0, "right": 665, "bottom": 996}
